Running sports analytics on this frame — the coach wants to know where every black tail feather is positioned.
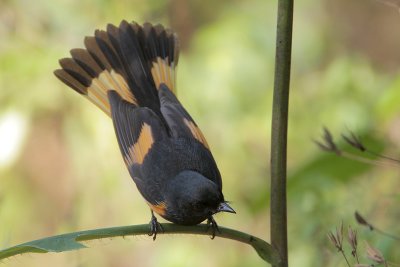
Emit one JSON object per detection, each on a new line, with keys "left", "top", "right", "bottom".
{"left": 54, "top": 21, "right": 179, "bottom": 116}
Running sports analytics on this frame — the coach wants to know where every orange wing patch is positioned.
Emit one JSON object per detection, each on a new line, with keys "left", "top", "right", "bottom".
{"left": 183, "top": 118, "right": 209, "bottom": 149}
{"left": 151, "top": 57, "right": 176, "bottom": 93}
{"left": 124, "top": 123, "right": 154, "bottom": 165}
{"left": 147, "top": 201, "right": 167, "bottom": 216}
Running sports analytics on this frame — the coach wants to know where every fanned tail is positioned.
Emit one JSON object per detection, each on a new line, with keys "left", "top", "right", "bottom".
{"left": 54, "top": 20, "right": 179, "bottom": 116}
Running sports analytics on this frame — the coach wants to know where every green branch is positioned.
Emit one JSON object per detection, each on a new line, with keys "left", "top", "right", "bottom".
{"left": 0, "top": 224, "right": 280, "bottom": 264}
{"left": 270, "top": 0, "right": 294, "bottom": 266}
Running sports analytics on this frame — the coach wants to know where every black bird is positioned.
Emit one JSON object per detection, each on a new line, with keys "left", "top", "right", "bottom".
{"left": 54, "top": 20, "right": 235, "bottom": 239}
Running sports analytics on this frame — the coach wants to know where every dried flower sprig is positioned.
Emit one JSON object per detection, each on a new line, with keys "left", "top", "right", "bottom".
{"left": 327, "top": 221, "right": 400, "bottom": 267}
{"left": 348, "top": 226, "right": 359, "bottom": 263}
{"left": 365, "top": 242, "right": 387, "bottom": 267}
{"left": 328, "top": 222, "right": 351, "bottom": 267}
{"left": 314, "top": 127, "right": 341, "bottom": 155}
{"left": 316, "top": 128, "right": 400, "bottom": 167}
{"left": 341, "top": 131, "right": 366, "bottom": 152}
{"left": 355, "top": 212, "right": 400, "bottom": 242}
{"left": 342, "top": 131, "right": 400, "bottom": 165}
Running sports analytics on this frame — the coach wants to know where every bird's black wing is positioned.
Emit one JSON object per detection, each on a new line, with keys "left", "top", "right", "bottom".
{"left": 108, "top": 90, "right": 169, "bottom": 209}
{"left": 158, "top": 84, "right": 210, "bottom": 149}
{"left": 158, "top": 84, "right": 222, "bottom": 189}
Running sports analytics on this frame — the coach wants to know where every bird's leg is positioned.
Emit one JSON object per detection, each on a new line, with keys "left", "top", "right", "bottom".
{"left": 149, "top": 210, "right": 163, "bottom": 241}
{"left": 206, "top": 215, "right": 220, "bottom": 239}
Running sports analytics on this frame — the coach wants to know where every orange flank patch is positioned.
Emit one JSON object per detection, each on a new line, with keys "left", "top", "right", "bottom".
{"left": 151, "top": 57, "right": 176, "bottom": 93}
{"left": 147, "top": 201, "right": 167, "bottom": 216}
{"left": 183, "top": 118, "right": 209, "bottom": 149}
{"left": 124, "top": 123, "right": 154, "bottom": 166}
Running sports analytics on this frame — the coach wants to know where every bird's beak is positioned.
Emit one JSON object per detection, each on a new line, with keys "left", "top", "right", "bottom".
{"left": 216, "top": 202, "right": 236, "bottom": 214}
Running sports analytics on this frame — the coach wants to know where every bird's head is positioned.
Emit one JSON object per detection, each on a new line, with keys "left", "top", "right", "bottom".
{"left": 164, "top": 170, "right": 235, "bottom": 225}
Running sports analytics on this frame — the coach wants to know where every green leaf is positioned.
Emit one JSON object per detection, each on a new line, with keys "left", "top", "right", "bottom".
{"left": 0, "top": 232, "right": 87, "bottom": 260}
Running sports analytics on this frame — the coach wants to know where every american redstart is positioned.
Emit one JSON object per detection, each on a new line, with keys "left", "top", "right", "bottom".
{"left": 54, "top": 20, "right": 235, "bottom": 240}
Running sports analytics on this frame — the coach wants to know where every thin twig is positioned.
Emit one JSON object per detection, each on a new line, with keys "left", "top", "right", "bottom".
{"left": 340, "top": 250, "right": 351, "bottom": 267}
{"left": 0, "top": 224, "right": 279, "bottom": 264}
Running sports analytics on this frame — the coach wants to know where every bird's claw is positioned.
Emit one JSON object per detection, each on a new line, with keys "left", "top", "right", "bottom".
{"left": 149, "top": 213, "right": 164, "bottom": 241}
{"left": 206, "top": 216, "right": 220, "bottom": 239}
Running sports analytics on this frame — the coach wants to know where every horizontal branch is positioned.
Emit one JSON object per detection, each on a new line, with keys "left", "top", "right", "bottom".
{"left": 0, "top": 223, "right": 280, "bottom": 264}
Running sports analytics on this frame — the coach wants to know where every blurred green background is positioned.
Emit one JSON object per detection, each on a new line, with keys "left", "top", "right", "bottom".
{"left": 1, "top": 0, "right": 400, "bottom": 266}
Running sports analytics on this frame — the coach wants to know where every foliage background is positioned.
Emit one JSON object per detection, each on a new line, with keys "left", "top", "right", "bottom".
{"left": 1, "top": 0, "right": 400, "bottom": 266}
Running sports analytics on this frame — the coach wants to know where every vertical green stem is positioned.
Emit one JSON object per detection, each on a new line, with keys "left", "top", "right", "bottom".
{"left": 270, "top": 0, "right": 294, "bottom": 266}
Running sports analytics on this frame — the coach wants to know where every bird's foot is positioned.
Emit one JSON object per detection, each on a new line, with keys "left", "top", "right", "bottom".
{"left": 206, "top": 216, "right": 220, "bottom": 239}
{"left": 149, "top": 213, "right": 164, "bottom": 241}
